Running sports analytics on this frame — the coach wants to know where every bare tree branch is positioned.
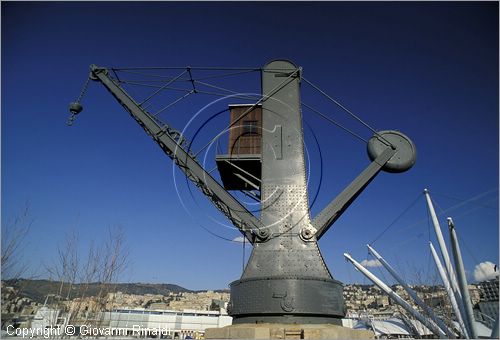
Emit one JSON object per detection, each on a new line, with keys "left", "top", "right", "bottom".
{"left": 1, "top": 202, "right": 33, "bottom": 279}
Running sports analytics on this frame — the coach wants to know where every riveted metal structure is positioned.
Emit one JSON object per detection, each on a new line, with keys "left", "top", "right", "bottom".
{"left": 228, "top": 60, "right": 344, "bottom": 324}
{"left": 72, "top": 59, "right": 416, "bottom": 326}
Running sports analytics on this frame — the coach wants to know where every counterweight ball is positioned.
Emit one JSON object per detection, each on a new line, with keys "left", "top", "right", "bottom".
{"left": 69, "top": 102, "right": 83, "bottom": 115}
{"left": 367, "top": 130, "right": 416, "bottom": 173}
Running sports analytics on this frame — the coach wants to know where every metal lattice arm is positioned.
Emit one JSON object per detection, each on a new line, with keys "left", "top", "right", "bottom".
{"left": 89, "top": 65, "right": 266, "bottom": 243}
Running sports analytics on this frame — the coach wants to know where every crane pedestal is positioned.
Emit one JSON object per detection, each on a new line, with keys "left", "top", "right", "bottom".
{"left": 205, "top": 323, "right": 374, "bottom": 339}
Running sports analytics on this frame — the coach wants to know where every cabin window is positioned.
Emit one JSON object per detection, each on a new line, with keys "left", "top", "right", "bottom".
{"left": 242, "top": 120, "right": 259, "bottom": 135}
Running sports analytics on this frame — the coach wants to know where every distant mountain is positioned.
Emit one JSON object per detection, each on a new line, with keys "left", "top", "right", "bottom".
{"left": 2, "top": 279, "right": 192, "bottom": 304}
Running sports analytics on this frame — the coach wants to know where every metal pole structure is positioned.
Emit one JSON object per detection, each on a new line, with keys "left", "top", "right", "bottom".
{"left": 448, "top": 217, "right": 478, "bottom": 339}
{"left": 344, "top": 252, "right": 448, "bottom": 338}
{"left": 366, "top": 244, "right": 455, "bottom": 338}
{"left": 424, "top": 189, "right": 470, "bottom": 334}
{"left": 491, "top": 314, "right": 499, "bottom": 338}
{"left": 430, "top": 242, "right": 469, "bottom": 338}
{"left": 230, "top": 60, "right": 346, "bottom": 324}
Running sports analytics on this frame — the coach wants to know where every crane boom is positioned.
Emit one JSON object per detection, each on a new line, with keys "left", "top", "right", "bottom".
{"left": 89, "top": 65, "right": 267, "bottom": 243}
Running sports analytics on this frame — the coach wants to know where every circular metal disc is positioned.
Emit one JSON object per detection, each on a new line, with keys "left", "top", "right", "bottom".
{"left": 367, "top": 130, "right": 416, "bottom": 173}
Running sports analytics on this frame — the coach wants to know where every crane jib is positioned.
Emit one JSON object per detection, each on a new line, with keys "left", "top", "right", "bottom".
{"left": 89, "top": 65, "right": 267, "bottom": 244}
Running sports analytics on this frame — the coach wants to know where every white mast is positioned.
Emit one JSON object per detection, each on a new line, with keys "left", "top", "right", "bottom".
{"left": 424, "top": 189, "right": 470, "bottom": 333}
{"left": 430, "top": 242, "right": 469, "bottom": 338}
{"left": 448, "top": 217, "right": 478, "bottom": 339}
{"left": 491, "top": 314, "right": 499, "bottom": 338}
{"left": 344, "top": 252, "right": 448, "bottom": 338}
{"left": 367, "top": 244, "right": 454, "bottom": 338}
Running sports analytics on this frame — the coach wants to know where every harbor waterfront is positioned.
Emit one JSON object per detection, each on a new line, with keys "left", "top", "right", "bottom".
{"left": 2, "top": 278, "right": 497, "bottom": 338}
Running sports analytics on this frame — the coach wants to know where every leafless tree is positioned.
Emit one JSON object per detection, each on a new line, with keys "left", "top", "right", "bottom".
{"left": 43, "top": 230, "right": 80, "bottom": 301}
{"left": 91, "top": 225, "right": 130, "bottom": 325}
{"left": 68, "top": 240, "right": 101, "bottom": 325}
{"left": 43, "top": 225, "right": 130, "bottom": 327}
{"left": 79, "top": 240, "right": 101, "bottom": 298}
{"left": 1, "top": 202, "right": 33, "bottom": 280}
{"left": 63, "top": 231, "right": 79, "bottom": 300}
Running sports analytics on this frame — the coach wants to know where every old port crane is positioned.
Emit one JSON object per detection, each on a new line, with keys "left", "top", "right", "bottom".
{"left": 68, "top": 60, "right": 416, "bottom": 325}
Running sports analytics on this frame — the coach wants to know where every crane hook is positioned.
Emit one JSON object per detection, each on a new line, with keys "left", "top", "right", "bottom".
{"left": 69, "top": 102, "right": 83, "bottom": 114}
{"left": 67, "top": 76, "right": 91, "bottom": 126}
{"left": 67, "top": 102, "right": 83, "bottom": 126}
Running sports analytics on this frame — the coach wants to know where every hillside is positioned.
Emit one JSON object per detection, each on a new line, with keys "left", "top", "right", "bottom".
{"left": 2, "top": 279, "right": 192, "bottom": 303}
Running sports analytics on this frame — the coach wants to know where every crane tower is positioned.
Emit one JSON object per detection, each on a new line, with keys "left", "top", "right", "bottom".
{"left": 69, "top": 59, "right": 416, "bottom": 325}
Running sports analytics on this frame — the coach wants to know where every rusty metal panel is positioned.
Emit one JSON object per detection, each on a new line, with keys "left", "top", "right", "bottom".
{"left": 228, "top": 104, "right": 262, "bottom": 155}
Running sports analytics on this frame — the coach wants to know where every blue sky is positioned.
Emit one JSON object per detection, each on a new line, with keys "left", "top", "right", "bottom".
{"left": 2, "top": 2, "right": 498, "bottom": 290}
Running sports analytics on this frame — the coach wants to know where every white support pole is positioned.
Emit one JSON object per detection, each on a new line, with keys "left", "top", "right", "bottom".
{"left": 367, "top": 244, "right": 455, "bottom": 338}
{"left": 430, "top": 242, "right": 469, "bottom": 338}
{"left": 491, "top": 314, "right": 499, "bottom": 338}
{"left": 448, "top": 217, "right": 478, "bottom": 339}
{"left": 424, "top": 189, "right": 470, "bottom": 333}
{"left": 343, "top": 252, "right": 448, "bottom": 338}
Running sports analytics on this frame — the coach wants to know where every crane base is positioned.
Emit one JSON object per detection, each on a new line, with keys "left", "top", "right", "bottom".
{"left": 204, "top": 323, "right": 374, "bottom": 339}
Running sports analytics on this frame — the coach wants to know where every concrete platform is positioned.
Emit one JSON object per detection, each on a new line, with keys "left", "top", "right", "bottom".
{"left": 205, "top": 323, "right": 374, "bottom": 339}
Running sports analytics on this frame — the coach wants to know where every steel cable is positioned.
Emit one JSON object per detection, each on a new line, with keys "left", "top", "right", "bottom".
{"left": 302, "top": 102, "right": 368, "bottom": 143}
{"left": 117, "top": 80, "right": 260, "bottom": 102}
{"left": 302, "top": 77, "right": 395, "bottom": 148}
{"left": 138, "top": 69, "right": 188, "bottom": 106}
{"left": 431, "top": 190, "right": 498, "bottom": 210}
{"left": 193, "top": 69, "right": 299, "bottom": 158}
{"left": 112, "top": 66, "right": 261, "bottom": 71}
{"left": 370, "top": 192, "right": 424, "bottom": 245}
